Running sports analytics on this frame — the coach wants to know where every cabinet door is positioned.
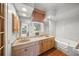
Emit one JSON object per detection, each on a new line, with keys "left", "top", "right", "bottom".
{"left": 0, "top": 18, "right": 4, "bottom": 32}
{"left": 43, "top": 39, "right": 48, "bottom": 52}
{"left": 0, "top": 4, "right": 4, "bottom": 17}
{"left": 24, "top": 47, "right": 33, "bottom": 56}
{"left": 32, "top": 43, "right": 40, "bottom": 56}
{"left": 50, "top": 38, "right": 55, "bottom": 48}
{"left": 39, "top": 40, "right": 44, "bottom": 54}
{"left": 47, "top": 38, "right": 54, "bottom": 50}
{"left": 39, "top": 39, "right": 54, "bottom": 54}
{"left": 39, "top": 39, "right": 48, "bottom": 53}
{"left": 12, "top": 48, "right": 25, "bottom": 56}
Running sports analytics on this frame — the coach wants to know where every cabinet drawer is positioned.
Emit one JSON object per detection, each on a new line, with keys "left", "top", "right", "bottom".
{"left": 12, "top": 42, "right": 39, "bottom": 56}
{"left": 12, "top": 46, "right": 34, "bottom": 56}
{"left": 24, "top": 47, "right": 33, "bottom": 56}
{"left": 13, "top": 42, "right": 36, "bottom": 50}
{"left": 12, "top": 48, "right": 25, "bottom": 56}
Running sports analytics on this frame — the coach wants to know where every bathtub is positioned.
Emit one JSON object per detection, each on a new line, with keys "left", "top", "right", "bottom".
{"left": 55, "top": 38, "right": 79, "bottom": 56}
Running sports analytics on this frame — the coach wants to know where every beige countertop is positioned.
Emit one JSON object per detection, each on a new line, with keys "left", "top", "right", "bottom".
{"left": 12, "top": 36, "right": 55, "bottom": 47}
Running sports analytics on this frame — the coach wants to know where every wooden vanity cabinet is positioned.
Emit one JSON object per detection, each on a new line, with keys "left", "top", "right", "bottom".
{"left": 39, "top": 37, "right": 55, "bottom": 54}
{"left": 12, "top": 43, "right": 36, "bottom": 56}
{"left": 12, "top": 37, "right": 55, "bottom": 56}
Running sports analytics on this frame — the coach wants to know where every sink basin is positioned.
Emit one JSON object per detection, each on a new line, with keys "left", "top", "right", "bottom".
{"left": 18, "top": 39, "right": 30, "bottom": 43}
{"left": 41, "top": 35, "right": 49, "bottom": 37}
{"left": 44, "top": 35, "right": 49, "bottom": 37}
{"left": 17, "top": 37, "right": 30, "bottom": 43}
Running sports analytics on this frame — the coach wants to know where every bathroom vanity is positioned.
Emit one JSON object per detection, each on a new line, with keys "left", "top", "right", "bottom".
{"left": 12, "top": 36, "right": 55, "bottom": 56}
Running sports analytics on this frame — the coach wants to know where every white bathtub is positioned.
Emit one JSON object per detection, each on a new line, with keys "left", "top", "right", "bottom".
{"left": 55, "top": 38, "right": 79, "bottom": 56}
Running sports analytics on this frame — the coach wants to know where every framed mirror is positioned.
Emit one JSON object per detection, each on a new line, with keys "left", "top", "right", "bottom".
{"left": 21, "top": 24, "right": 29, "bottom": 37}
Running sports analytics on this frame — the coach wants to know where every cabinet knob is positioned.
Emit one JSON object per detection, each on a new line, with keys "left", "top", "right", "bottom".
{"left": 24, "top": 49, "right": 27, "bottom": 51}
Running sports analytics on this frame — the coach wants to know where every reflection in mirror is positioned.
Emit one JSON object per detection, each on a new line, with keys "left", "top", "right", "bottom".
{"left": 12, "top": 13, "right": 20, "bottom": 32}
{"left": 44, "top": 20, "right": 49, "bottom": 35}
{"left": 32, "top": 22, "right": 41, "bottom": 36}
{"left": 21, "top": 24, "right": 29, "bottom": 37}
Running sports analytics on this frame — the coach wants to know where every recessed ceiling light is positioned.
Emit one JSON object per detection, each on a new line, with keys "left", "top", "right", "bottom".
{"left": 47, "top": 15, "right": 54, "bottom": 19}
{"left": 22, "top": 7, "right": 27, "bottom": 12}
{"left": 47, "top": 16, "right": 51, "bottom": 19}
{"left": 22, "top": 13, "right": 27, "bottom": 17}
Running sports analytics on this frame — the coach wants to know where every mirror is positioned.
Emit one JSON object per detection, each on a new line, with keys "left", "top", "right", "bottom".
{"left": 44, "top": 20, "right": 49, "bottom": 35}
{"left": 32, "top": 22, "right": 41, "bottom": 36}
{"left": 12, "top": 13, "right": 20, "bottom": 32}
{"left": 21, "top": 23, "right": 29, "bottom": 37}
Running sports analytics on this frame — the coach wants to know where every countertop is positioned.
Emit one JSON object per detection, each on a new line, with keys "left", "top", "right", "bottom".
{"left": 12, "top": 36, "right": 55, "bottom": 47}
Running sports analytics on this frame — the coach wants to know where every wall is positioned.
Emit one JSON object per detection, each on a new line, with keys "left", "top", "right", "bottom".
{"left": 48, "top": 18, "right": 56, "bottom": 36}
{"left": 56, "top": 4, "right": 79, "bottom": 42}
{"left": 6, "top": 4, "right": 19, "bottom": 56}
{"left": 55, "top": 4, "right": 79, "bottom": 55}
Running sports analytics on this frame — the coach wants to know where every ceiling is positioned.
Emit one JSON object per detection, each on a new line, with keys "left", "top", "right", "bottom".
{"left": 14, "top": 3, "right": 79, "bottom": 20}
